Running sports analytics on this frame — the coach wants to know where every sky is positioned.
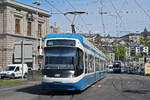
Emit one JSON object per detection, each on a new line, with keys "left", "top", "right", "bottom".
{"left": 17, "top": 0, "right": 150, "bottom": 37}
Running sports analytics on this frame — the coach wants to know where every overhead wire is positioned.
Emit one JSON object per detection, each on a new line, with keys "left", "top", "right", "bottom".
{"left": 44, "top": 0, "right": 72, "bottom": 23}
{"left": 44, "top": 0, "right": 85, "bottom": 33}
{"left": 134, "top": 0, "right": 150, "bottom": 21}
{"left": 64, "top": 0, "right": 90, "bottom": 33}
{"left": 44, "top": 0, "right": 82, "bottom": 32}
{"left": 100, "top": 0, "right": 106, "bottom": 33}
{"left": 109, "top": 0, "right": 124, "bottom": 35}
{"left": 118, "top": 0, "right": 128, "bottom": 32}
{"left": 64, "top": 0, "right": 76, "bottom": 10}
{"left": 109, "top": 0, "right": 123, "bottom": 23}
{"left": 119, "top": 0, "right": 128, "bottom": 13}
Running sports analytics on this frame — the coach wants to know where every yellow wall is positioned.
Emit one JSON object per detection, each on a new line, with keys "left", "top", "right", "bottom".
{"left": 145, "top": 63, "right": 150, "bottom": 75}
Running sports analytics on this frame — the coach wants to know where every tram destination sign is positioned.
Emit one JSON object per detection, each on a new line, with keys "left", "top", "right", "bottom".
{"left": 47, "top": 40, "right": 75, "bottom": 46}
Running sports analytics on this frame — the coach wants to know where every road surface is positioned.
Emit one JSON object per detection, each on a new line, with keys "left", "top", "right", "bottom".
{"left": 0, "top": 74, "right": 150, "bottom": 100}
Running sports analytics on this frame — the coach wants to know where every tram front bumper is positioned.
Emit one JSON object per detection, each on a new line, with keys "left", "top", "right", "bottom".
{"left": 41, "top": 82, "right": 79, "bottom": 91}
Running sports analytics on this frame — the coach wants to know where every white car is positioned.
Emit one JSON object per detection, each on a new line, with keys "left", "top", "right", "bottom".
{"left": 0, "top": 64, "right": 28, "bottom": 79}
{"left": 107, "top": 64, "right": 113, "bottom": 73}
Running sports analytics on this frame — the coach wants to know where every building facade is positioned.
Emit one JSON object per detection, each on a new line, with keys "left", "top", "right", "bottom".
{"left": 136, "top": 45, "right": 149, "bottom": 55}
{"left": 0, "top": 0, "right": 50, "bottom": 68}
{"left": 107, "top": 51, "right": 115, "bottom": 64}
{"left": 49, "top": 22, "right": 61, "bottom": 33}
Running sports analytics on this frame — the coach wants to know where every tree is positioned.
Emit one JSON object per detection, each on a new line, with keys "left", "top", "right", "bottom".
{"left": 140, "top": 39, "right": 150, "bottom": 56}
{"left": 133, "top": 54, "right": 141, "bottom": 61}
{"left": 95, "top": 45, "right": 108, "bottom": 55}
{"left": 112, "top": 45, "right": 126, "bottom": 62}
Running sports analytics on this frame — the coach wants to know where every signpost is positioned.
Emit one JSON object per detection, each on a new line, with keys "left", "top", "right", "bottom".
{"left": 14, "top": 41, "right": 33, "bottom": 63}
{"left": 14, "top": 40, "right": 33, "bottom": 78}
{"left": 21, "top": 40, "right": 24, "bottom": 79}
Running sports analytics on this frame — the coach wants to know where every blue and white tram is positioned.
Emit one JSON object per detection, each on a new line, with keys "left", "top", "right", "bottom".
{"left": 42, "top": 33, "right": 107, "bottom": 91}
{"left": 112, "top": 61, "right": 121, "bottom": 73}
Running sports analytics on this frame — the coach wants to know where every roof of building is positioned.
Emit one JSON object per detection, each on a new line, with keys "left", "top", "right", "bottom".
{"left": 0, "top": 0, "right": 50, "bottom": 17}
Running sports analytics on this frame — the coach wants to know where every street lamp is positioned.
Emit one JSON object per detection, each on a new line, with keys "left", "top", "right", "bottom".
{"left": 32, "top": 1, "right": 40, "bottom": 6}
{"left": 32, "top": 1, "right": 40, "bottom": 70}
{"left": 64, "top": 11, "right": 88, "bottom": 33}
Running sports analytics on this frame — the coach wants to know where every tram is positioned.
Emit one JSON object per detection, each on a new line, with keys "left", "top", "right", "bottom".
{"left": 42, "top": 33, "right": 107, "bottom": 91}
{"left": 112, "top": 61, "right": 121, "bottom": 73}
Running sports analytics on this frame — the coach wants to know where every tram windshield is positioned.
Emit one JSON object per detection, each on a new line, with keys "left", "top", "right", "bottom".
{"left": 44, "top": 47, "right": 76, "bottom": 69}
{"left": 45, "top": 56, "right": 74, "bottom": 65}
{"left": 113, "top": 62, "right": 121, "bottom": 68}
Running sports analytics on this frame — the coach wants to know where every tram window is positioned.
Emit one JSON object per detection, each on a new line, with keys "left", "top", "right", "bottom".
{"left": 104, "top": 62, "right": 106, "bottom": 70}
{"left": 45, "top": 56, "right": 74, "bottom": 65}
{"left": 45, "top": 56, "right": 48, "bottom": 65}
{"left": 88, "top": 55, "right": 94, "bottom": 73}
{"left": 85, "top": 53, "right": 88, "bottom": 73}
{"left": 103, "top": 62, "right": 105, "bottom": 70}
{"left": 99, "top": 60, "right": 100, "bottom": 71}
{"left": 95, "top": 58, "right": 99, "bottom": 71}
{"left": 75, "top": 49, "right": 83, "bottom": 76}
{"left": 101, "top": 61, "right": 104, "bottom": 71}
{"left": 88, "top": 55, "right": 91, "bottom": 73}
{"left": 100, "top": 60, "right": 103, "bottom": 71}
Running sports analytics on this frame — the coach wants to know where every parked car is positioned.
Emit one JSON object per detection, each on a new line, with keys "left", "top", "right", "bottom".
{"left": 28, "top": 67, "right": 33, "bottom": 71}
{"left": 140, "top": 68, "right": 145, "bottom": 75}
{"left": 128, "top": 67, "right": 135, "bottom": 74}
{"left": 124, "top": 67, "right": 130, "bottom": 73}
{"left": 107, "top": 64, "right": 113, "bottom": 73}
{"left": 0, "top": 64, "right": 28, "bottom": 79}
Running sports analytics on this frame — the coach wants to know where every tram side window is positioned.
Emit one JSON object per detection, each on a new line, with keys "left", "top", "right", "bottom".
{"left": 103, "top": 62, "right": 105, "bottom": 70}
{"left": 92, "top": 56, "right": 94, "bottom": 72}
{"left": 102, "top": 61, "right": 104, "bottom": 71}
{"left": 99, "top": 59, "right": 101, "bottom": 71}
{"left": 100, "top": 60, "right": 103, "bottom": 71}
{"left": 85, "top": 53, "right": 88, "bottom": 74}
{"left": 95, "top": 58, "right": 99, "bottom": 71}
{"left": 104, "top": 62, "right": 106, "bottom": 70}
{"left": 45, "top": 56, "right": 48, "bottom": 65}
{"left": 76, "top": 49, "right": 84, "bottom": 76}
{"left": 88, "top": 55, "right": 94, "bottom": 73}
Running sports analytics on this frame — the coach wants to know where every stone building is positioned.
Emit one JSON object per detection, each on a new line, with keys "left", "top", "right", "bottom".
{"left": 121, "top": 33, "right": 143, "bottom": 44}
{"left": 0, "top": 0, "right": 50, "bottom": 68}
{"left": 49, "top": 22, "right": 61, "bottom": 33}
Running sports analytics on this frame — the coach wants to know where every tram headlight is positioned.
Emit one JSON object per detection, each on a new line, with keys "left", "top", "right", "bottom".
{"left": 69, "top": 71, "right": 75, "bottom": 78}
{"left": 43, "top": 75, "right": 47, "bottom": 78}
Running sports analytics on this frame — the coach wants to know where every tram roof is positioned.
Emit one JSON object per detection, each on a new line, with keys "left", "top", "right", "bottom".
{"left": 45, "top": 33, "right": 83, "bottom": 41}
{"left": 44, "top": 33, "right": 106, "bottom": 60}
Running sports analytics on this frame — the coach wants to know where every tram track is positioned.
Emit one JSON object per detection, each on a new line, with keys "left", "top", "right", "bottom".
{"left": 128, "top": 75, "right": 150, "bottom": 100}
{"left": 111, "top": 74, "right": 150, "bottom": 100}
{"left": 1, "top": 73, "right": 150, "bottom": 100}
{"left": 32, "top": 74, "right": 150, "bottom": 100}
{"left": 43, "top": 91, "right": 76, "bottom": 100}
{"left": 110, "top": 74, "right": 137, "bottom": 100}
{"left": 49, "top": 95, "right": 54, "bottom": 100}
{"left": 69, "top": 95, "right": 74, "bottom": 100}
{"left": 129, "top": 75, "right": 145, "bottom": 86}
